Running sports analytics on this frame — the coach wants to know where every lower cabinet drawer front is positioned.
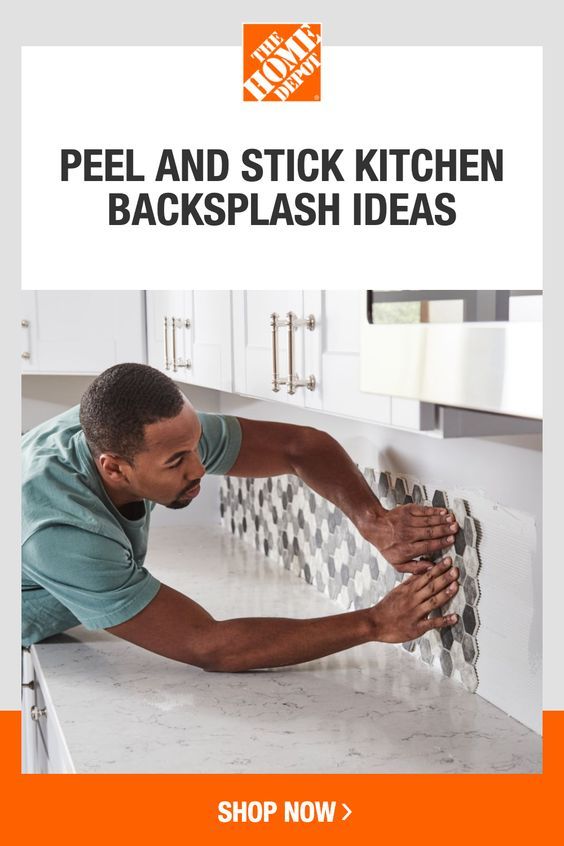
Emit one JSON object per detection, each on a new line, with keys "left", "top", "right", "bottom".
{"left": 34, "top": 674, "right": 49, "bottom": 752}
{"left": 31, "top": 648, "right": 75, "bottom": 774}
{"left": 34, "top": 721, "right": 49, "bottom": 774}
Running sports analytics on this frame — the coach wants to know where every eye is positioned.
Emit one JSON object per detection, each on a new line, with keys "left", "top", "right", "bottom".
{"left": 169, "top": 458, "right": 183, "bottom": 469}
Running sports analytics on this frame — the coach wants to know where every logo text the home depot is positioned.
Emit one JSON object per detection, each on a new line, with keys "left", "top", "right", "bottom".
{"left": 243, "top": 23, "right": 321, "bottom": 102}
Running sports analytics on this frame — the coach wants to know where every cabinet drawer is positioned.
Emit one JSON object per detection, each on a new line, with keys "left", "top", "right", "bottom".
{"left": 29, "top": 647, "right": 75, "bottom": 774}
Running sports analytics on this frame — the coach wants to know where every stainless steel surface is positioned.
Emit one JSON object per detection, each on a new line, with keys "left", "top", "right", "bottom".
{"left": 361, "top": 318, "right": 542, "bottom": 419}
{"left": 21, "top": 319, "right": 30, "bottom": 328}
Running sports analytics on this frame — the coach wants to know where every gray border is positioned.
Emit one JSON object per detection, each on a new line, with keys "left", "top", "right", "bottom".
{"left": 2, "top": 1, "right": 560, "bottom": 713}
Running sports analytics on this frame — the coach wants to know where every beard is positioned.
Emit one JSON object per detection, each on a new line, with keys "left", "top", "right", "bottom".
{"left": 166, "top": 479, "right": 200, "bottom": 509}
{"left": 166, "top": 497, "right": 193, "bottom": 510}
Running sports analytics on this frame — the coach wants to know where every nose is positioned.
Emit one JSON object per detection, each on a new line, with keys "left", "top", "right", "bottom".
{"left": 186, "top": 452, "right": 206, "bottom": 480}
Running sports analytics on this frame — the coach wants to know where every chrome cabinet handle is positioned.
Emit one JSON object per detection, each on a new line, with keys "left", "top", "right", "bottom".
{"left": 30, "top": 705, "right": 47, "bottom": 721}
{"left": 171, "top": 316, "right": 178, "bottom": 371}
{"left": 21, "top": 319, "right": 31, "bottom": 361}
{"left": 270, "top": 312, "right": 316, "bottom": 394}
{"left": 172, "top": 317, "right": 192, "bottom": 371}
{"left": 287, "top": 312, "right": 316, "bottom": 395}
{"left": 270, "top": 312, "right": 288, "bottom": 392}
{"left": 163, "top": 316, "right": 171, "bottom": 370}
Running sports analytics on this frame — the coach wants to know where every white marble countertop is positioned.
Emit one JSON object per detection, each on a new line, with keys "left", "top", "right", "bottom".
{"left": 34, "top": 524, "right": 542, "bottom": 774}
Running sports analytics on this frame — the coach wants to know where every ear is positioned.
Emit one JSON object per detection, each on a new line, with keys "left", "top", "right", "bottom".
{"left": 98, "top": 453, "right": 133, "bottom": 484}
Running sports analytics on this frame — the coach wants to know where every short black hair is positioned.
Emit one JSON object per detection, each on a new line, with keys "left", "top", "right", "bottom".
{"left": 80, "top": 363, "right": 185, "bottom": 462}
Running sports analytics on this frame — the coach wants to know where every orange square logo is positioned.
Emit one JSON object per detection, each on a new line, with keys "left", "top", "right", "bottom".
{"left": 243, "top": 23, "right": 321, "bottom": 102}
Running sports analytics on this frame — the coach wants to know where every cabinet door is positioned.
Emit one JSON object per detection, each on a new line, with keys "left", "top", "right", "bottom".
{"left": 147, "top": 291, "right": 233, "bottom": 390}
{"left": 233, "top": 291, "right": 312, "bottom": 406}
{"left": 185, "top": 291, "right": 233, "bottom": 392}
{"left": 303, "top": 290, "right": 391, "bottom": 424}
{"left": 302, "top": 291, "right": 435, "bottom": 430}
{"left": 146, "top": 291, "right": 189, "bottom": 376}
{"left": 21, "top": 291, "right": 146, "bottom": 374}
{"left": 30, "top": 647, "right": 75, "bottom": 774}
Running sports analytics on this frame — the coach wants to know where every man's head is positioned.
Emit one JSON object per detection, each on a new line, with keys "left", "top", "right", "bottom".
{"left": 80, "top": 363, "right": 205, "bottom": 509}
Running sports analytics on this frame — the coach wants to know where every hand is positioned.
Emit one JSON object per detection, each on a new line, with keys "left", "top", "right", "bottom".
{"left": 361, "top": 504, "right": 458, "bottom": 573}
{"left": 369, "top": 557, "right": 459, "bottom": 643}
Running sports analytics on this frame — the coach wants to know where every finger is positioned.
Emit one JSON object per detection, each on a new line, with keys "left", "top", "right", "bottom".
{"left": 405, "top": 536, "right": 456, "bottom": 559}
{"left": 411, "top": 556, "right": 453, "bottom": 590}
{"left": 420, "top": 581, "right": 459, "bottom": 615}
{"left": 394, "top": 559, "right": 434, "bottom": 575}
{"left": 407, "top": 505, "right": 450, "bottom": 518}
{"left": 405, "top": 522, "right": 459, "bottom": 542}
{"left": 417, "top": 613, "right": 458, "bottom": 635}
{"left": 417, "top": 564, "right": 459, "bottom": 599}
{"left": 409, "top": 514, "right": 458, "bottom": 529}
{"left": 403, "top": 560, "right": 434, "bottom": 582}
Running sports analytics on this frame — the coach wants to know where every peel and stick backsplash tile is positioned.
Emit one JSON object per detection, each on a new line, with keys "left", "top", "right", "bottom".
{"left": 220, "top": 470, "right": 481, "bottom": 692}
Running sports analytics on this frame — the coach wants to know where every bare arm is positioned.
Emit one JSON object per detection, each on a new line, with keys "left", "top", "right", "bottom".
{"left": 106, "top": 559, "right": 459, "bottom": 671}
{"left": 228, "top": 418, "right": 458, "bottom": 572}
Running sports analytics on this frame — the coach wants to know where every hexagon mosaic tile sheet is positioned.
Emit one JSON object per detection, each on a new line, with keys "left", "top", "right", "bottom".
{"left": 219, "top": 470, "right": 482, "bottom": 692}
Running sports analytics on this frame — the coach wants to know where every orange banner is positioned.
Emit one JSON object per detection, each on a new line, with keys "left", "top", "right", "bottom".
{"left": 2, "top": 710, "right": 562, "bottom": 843}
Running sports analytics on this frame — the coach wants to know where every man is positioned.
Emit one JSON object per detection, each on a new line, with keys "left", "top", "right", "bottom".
{"left": 22, "top": 363, "right": 460, "bottom": 671}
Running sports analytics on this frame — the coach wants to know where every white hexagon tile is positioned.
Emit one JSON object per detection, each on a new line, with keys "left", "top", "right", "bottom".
{"left": 219, "top": 470, "right": 482, "bottom": 692}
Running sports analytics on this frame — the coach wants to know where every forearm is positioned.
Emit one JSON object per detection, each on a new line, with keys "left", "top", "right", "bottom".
{"left": 202, "top": 609, "right": 375, "bottom": 672}
{"left": 106, "top": 561, "right": 460, "bottom": 671}
{"left": 287, "top": 428, "right": 384, "bottom": 535}
{"left": 229, "top": 418, "right": 456, "bottom": 568}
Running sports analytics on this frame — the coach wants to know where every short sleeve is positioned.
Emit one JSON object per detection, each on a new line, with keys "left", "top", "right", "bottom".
{"left": 22, "top": 527, "right": 161, "bottom": 631}
{"left": 197, "top": 413, "right": 242, "bottom": 475}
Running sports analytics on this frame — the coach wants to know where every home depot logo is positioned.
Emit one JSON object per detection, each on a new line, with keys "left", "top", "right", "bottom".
{"left": 243, "top": 23, "right": 321, "bottom": 102}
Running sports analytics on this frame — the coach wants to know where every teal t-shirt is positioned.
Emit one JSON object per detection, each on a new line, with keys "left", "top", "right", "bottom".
{"left": 21, "top": 405, "right": 241, "bottom": 646}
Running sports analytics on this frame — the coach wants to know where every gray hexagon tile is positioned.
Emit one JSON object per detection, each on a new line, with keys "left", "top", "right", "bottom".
{"left": 220, "top": 471, "right": 482, "bottom": 693}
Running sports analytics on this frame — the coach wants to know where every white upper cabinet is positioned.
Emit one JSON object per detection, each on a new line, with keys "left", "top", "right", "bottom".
{"left": 232, "top": 291, "right": 313, "bottom": 408}
{"left": 302, "top": 290, "right": 391, "bottom": 425}
{"left": 232, "top": 289, "right": 431, "bottom": 429}
{"left": 146, "top": 291, "right": 189, "bottom": 376}
{"left": 146, "top": 291, "right": 233, "bottom": 392}
{"left": 21, "top": 291, "right": 146, "bottom": 374}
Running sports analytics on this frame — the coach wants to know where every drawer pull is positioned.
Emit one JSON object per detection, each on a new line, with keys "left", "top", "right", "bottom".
{"left": 21, "top": 319, "right": 32, "bottom": 362}
{"left": 287, "top": 312, "right": 316, "bottom": 395}
{"left": 30, "top": 705, "right": 47, "bottom": 721}
{"left": 270, "top": 312, "right": 288, "bottom": 393}
{"left": 163, "top": 316, "right": 171, "bottom": 370}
